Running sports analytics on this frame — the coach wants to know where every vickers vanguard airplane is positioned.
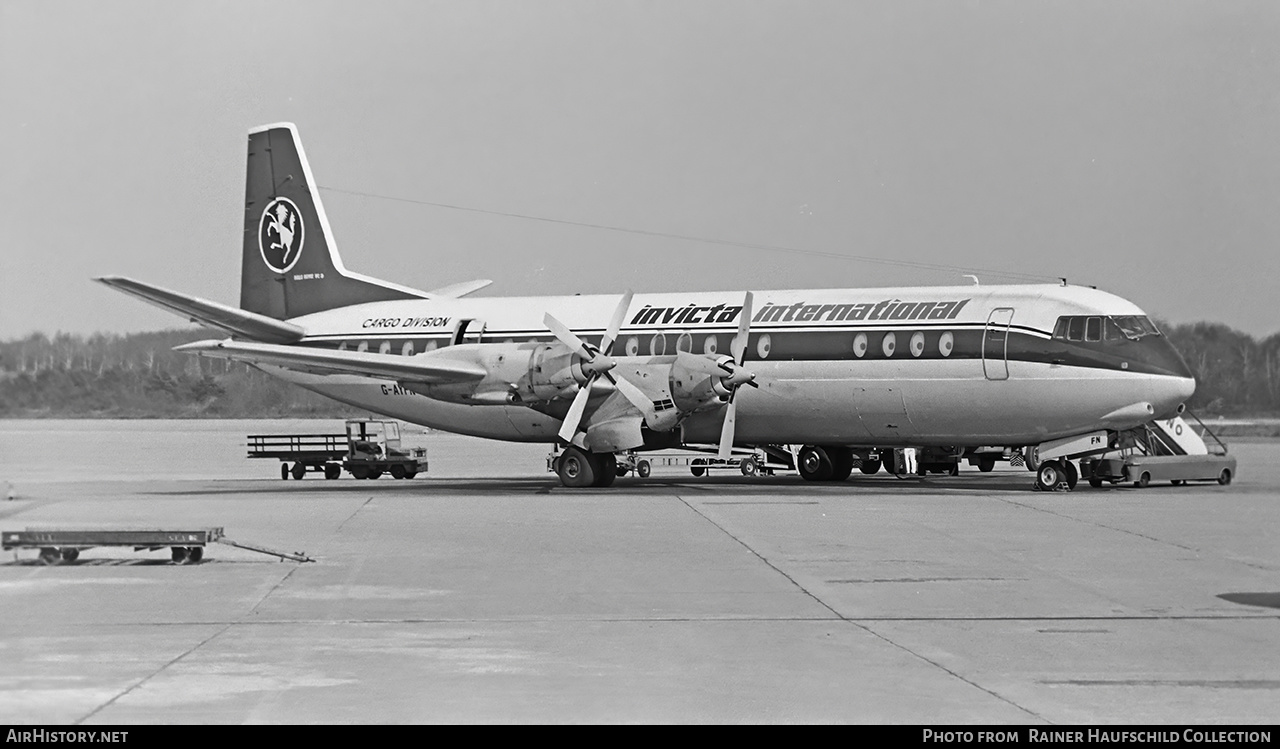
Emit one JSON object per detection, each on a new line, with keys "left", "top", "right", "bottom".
{"left": 98, "top": 123, "right": 1196, "bottom": 489}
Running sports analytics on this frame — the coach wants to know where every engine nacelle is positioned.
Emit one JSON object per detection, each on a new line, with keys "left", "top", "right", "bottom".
{"left": 405, "top": 342, "right": 589, "bottom": 405}
{"left": 669, "top": 354, "right": 732, "bottom": 414}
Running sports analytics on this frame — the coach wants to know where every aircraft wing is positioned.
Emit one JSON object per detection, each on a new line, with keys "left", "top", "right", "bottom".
{"left": 174, "top": 339, "right": 488, "bottom": 384}
{"left": 95, "top": 276, "right": 305, "bottom": 344}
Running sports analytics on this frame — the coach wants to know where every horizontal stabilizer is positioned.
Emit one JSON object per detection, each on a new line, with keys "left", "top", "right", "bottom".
{"left": 174, "top": 339, "right": 487, "bottom": 384}
{"left": 95, "top": 277, "right": 305, "bottom": 344}
{"left": 427, "top": 279, "right": 493, "bottom": 298}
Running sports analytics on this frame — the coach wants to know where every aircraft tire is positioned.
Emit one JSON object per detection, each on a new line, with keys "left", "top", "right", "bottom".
{"left": 637, "top": 460, "right": 651, "bottom": 478}
{"left": 557, "top": 446, "right": 596, "bottom": 488}
{"left": 592, "top": 454, "right": 618, "bottom": 487}
{"left": 798, "top": 446, "right": 833, "bottom": 482}
{"left": 741, "top": 459, "right": 758, "bottom": 477}
{"left": 1034, "top": 462, "right": 1063, "bottom": 491}
{"left": 859, "top": 459, "right": 882, "bottom": 475}
{"left": 826, "top": 447, "right": 854, "bottom": 481}
{"left": 1063, "top": 461, "right": 1078, "bottom": 490}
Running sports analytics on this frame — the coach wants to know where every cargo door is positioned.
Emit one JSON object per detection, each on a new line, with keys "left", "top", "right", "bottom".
{"left": 982, "top": 307, "right": 1014, "bottom": 381}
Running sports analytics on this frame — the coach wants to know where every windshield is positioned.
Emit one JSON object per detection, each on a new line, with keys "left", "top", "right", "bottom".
{"left": 1111, "top": 315, "right": 1161, "bottom": 340}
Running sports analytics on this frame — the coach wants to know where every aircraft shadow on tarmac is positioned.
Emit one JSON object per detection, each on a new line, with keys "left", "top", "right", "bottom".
{"left": 1217, "top": 592, "right": 1280, "bottom": 610}
{"left": 136, "top": 472, "right": 1146, "bottom": 496}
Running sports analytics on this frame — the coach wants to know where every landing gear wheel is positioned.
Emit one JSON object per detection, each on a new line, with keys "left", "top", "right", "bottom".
{"left": 826, "top": 447, "right": 854, "bottom": 481}
{"left": 557, "top": 446, "right": 596, "bottom": 488}
{"left": 592, "top": 453, "right": 617, "bottom": 487}
{"left": 291, "top": 462, "right": 306, "bottom": 480}
{"left": 171, "top": 546, "right": 190, "bottom": 564}
{"left": 1035, "top": 462, "right": 1064, "bottom": 491}
{"left": 324, "top": 464, "right": 341, "bottom": 480}
{"left": 390, "top": 464, "right": 406, "bottom": 480}
{"left": 1218, "top": 469, "right": 1232, "bottom": 485}
{"left": 281, "top": 462, "right": 290, "bottom": 480}
{"left": 859, "top": 458, "right": 882, "bottom": 475}
{"left": 978, "top": 456, "right": 996, "bottom": 473}
{"left": 1063, "top": 461, "right": 1078, "bottom": 490}
{"left": 38, "top": 548, "right": 60, "bottom": 565}
{"left": 61, "top": 548, "right": 79, "bottom": 562}
{"left": 691, "top": 459, "right": 707, "bottom": 477}
{"left": 798, "top": 446, "right": 833, "bottom": 482}
{"left": 637, "top": 460, "right": 651, "bottom": 478}
{"left": 1135, "top": 472, "right": 1151, "bottom": 488}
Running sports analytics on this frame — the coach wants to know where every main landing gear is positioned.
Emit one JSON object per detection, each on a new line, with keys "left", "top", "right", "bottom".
{"left": 798, "top": 445, "right": 855, "bottom": 482}
{"left": 554, "top": 445, "right": 618, "bottom": 488}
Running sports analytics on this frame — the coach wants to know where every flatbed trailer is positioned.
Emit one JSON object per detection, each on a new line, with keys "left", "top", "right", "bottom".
{"left": 2, "top": 527, "right": 313, "bottom": 564}
{"left": 248, "top": 419, "right": 428, "bottom": 480}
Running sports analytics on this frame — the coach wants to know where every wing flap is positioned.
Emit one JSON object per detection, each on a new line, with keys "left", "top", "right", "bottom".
{"left": 96, "top": 276, "right": 305, "bottom": 343}
{"left": 174, "top": 339, "right": 487, "bottom": 383}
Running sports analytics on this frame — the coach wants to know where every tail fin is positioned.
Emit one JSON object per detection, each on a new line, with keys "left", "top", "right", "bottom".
{"left": 241, "top": 123, "right": 429, "bottom": 319}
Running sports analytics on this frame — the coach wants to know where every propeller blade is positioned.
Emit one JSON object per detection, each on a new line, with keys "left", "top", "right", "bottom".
{"left": 544, "top": 312, "right": 593, "bottom": 359}
{"left": 600, "top": 290, "right": 634, "bottom": 355}
{"left": 604, "top": 371, "right": 655, "bottom": 422}
{"left": 730, "top": 291, "right": 753, "bottom": 365}
{"left": 717, "top": 398, "right": 738, "bottom": 461}
{"left": 558, "top": 379, "right": 594, "bottom": 442}
{"left": 675, "top": 350, "right": 725, "bottom": 376}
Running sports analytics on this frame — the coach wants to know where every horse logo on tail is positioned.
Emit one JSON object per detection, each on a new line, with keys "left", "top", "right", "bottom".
{"left": 258, "top": 197, "right": 305, "bottom": 273}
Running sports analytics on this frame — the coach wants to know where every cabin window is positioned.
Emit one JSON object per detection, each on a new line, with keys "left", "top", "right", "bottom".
{"left": 910, "top": 331, "right": 925, "bottom": 357}
{"left": 402, "top": 342, "right": 415, "bottom": 356}
{"left": 1112, "top": 315, "right": 1161, "bottom": 340}
{"left": 1052, "top": 317, "right": 1070, "bottom": 340}
{"left": 881, "top": 332, "right": 897, "bottom": 357}
{"left": 338, "top": 342, "right": 348, "bottom": 351}
{"left": 703, "top": 335, "right": 718, "bottom": 355}
{"left": 756, "top": 334, "right": 772, "bottom": 359}
{"left": 1085, "top": 317, "right": 1102, "bottom": 342}
{"left": 357, "top": 341, "right": 369, "bottom": 353}
{"left": 625, "top": 336, "right": 639, "bottom": 356}
{"left": 852, "top": 333, "right": 868, "bottom": 358}
{"left": 424, "top": 340, "right": 439, "bottom": 352}
{"left": 378, "top": 341, "right": 392, "bottom": 355}
{"left": 650, "top": 333, "right": 667, "bottom": 356}
{"left": 938, "top": 331, "right": 954, "bottom": 357}
{"left": 676, "top": 332, "right": 693, "bottom": 353}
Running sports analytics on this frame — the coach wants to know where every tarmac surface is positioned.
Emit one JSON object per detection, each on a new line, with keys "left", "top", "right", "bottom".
{"left": 0, "top": 421, "right": 1277, "bottom": 724}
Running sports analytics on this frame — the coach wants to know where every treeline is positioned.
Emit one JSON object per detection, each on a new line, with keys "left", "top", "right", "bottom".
{"left": 0, "top": 323, "right": 1278, "bottom": 418}
{"left": 0, "top": 330, "right": 358, "bottom": 418}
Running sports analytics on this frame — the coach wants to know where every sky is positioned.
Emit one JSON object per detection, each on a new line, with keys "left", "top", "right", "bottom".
{"left": 1, "top": 0, "right": 1277, "bottom": 339}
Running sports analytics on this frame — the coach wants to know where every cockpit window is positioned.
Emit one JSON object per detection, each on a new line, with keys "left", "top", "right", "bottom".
{"left": 1085, "top": 317, "right": 1101, "bottom": 342}
{"left": 1112, "top": 315, "right": 1161, "bottom": 340}
{"left": 1053, "top": 314, "right": 1160, "bottom": 342}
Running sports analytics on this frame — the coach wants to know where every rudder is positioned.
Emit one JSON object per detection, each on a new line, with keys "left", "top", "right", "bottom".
{"left": 240, "top": 123, "right": 427, "bottom": 319}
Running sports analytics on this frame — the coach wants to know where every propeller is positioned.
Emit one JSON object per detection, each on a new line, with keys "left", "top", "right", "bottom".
{"left": 544, "top": 291, "right": 653, "bottom": 442}
{"left": 717, "top": 292, "right": 758, "bottom": 460}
